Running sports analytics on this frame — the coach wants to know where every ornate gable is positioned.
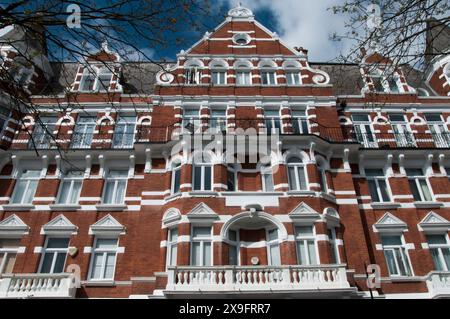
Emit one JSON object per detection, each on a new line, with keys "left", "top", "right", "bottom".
{"left": 89, "top": 214, "right": 126, "bottom": 235}
{"left": 0, "top": 214, "right": 29, "bottom": 236}
{"left": 187, "top": 203, "right": 218, "bottom": 220}
{"left": 289, "top": 202, "right": 321, "bottom": 223}
{"left": 418, "top": 211, "right": 450, "bottom": 232}
{"left": 373, "top": 212, "right": 408, "bottom": 233}
{"left": 41, "top": 214, "right": 78, "bottom": 235}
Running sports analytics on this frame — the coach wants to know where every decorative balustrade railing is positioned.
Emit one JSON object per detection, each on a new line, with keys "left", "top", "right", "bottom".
{"left": 0, "top": 273, "right": 77, "bottom": 298}
{"left": 24, "top": 120, "right": 450, "bottom": 150}
{"left": 166, "top": 264, "right": 349, "bottom": 292}
{"left": 426, "top": 271, "right": 450, "bottom": 298}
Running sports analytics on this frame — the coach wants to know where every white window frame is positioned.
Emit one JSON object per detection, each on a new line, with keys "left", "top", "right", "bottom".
{"left": 190, "top": 226, "right": 213, "bottom": 266}
{"left": 209, "top": 109, "right": 227, "bottom": 133}
{"left": 425, "top": 114, "right": 450, "bottom": 148}
{"left": 351, "top": 114, "right": 378, "bottom": 148}
{"left": 381, "top": 234, "right": 413, "bottom": 277}
{"left": 266, "top": 228, "right": 281, "bottom": 266}
{"left": 38, "top": 237, "right": 70, "bottom": 274}
{"left": 112, "top": 115, "right": 136, "bottom": 149}
{"left": 264, "top": 109, "right": 282, "bottom": 134}
{"left": 0, "top": 238, "right": 20, "bottom": 275}
{"left": 166, "top": 228, "right": 178, "bottom": 268}
{"left": 171, "top": 162, "right": 182, "bottom": 194}
{"left": 88, "top": 237, "right": 119, "bottom": 281}
{"left": 427, "top": 233, "right": 450, "bottom": 271}
{"left": 261, "top": 164, "right": 274, "bottom": 192}
{"left": 79, "top": 67, "right": 113, "bottom": 92}
{"left": 185, "top": 66, "right": 201, "bottom": 85}
{"left": 192, "top": 157, "right": 213, "bottom": 192}
{"left": 294, "top": 225, "right": 319, "bottom": 265}
{"left": 30, "top": 115, "right": 58, "bottom": 149}
{"left": 11, "top": 169, "right": 41, "bottom": 204}
{"left": 102, "top": 169, "right": 128, "bottom": 204}
{"left": 236, "top": 70, "right": 252, "bottom": 85}
{"left": 228, "top": 229, "right": 240, "bottom": 266}
{"left": 405, "top": 168, "right": 434, "bottom": 202}
{"left": 261, "top": 69, "right": 277, "bottom": 85}
{"left": 291, "top": 110, "right": 309, "bottom": 134}
{"left": 211, "top": 70, "right": 227, "bottom": 85}
{"left": 182, "top": 108, "right": 202, "bottom": 134}
{"left": 328, "top": 228, "right": 340, "bottom": 264}
{"left": 287, "top": 157, "right": 308, "bottom": 191}
{"left": 389, "top": 114, "right": 416, "bottom": 147}
{"left": 71, "top": 115, "right": 97, "bottom": 149}
{"left": 226, "top": 165, "right": 238, "bottom": 191}
{"left": 365, "top": 168, "right": 392, "bottom": 203}
{"left": 56, "top": 171, "right": 83, "bottom": 204}
{"left": 285, "top": 70, "right": 301, "bottom": 85}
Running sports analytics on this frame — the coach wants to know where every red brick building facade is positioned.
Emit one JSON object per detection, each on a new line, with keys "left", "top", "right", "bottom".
{"left": 0, "top": 5, "right": 450, "bottom": 299}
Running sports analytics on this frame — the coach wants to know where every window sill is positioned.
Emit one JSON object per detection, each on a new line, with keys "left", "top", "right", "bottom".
{"left": 370, "top": 202, "right": 401, "bottom": 209}
{"left": 95, "top": 204, "right": 127, "bottom": 211}
{"left": 221, "top": 191, "right": 282, "bottom": 196}
{"left": 388, "top": 276, "right": 423, "bottom": 283}
{"left": 286, "top": 190, "right": 316, "bottom": 196}
{"left": 49, "top": 204, "right": 81, "bottom": 211}
{"left": 82, "top": 280, "right": 116, "bottom": 287}
{"left": 188, "top": 191, "right": 218, "bottom": 197}
{"left": 413, "top": 201, "right": 443, "bottom": 209}
{"left": 2, "top": 204, "right": 35, "bottom": 211}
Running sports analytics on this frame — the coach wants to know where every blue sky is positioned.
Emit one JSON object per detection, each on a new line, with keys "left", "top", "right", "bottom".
{"left": 154, "top": 0, "right": 351, "bottom": 62}
{"left": 1, "top": 0, "right": 351, "bottom": 63}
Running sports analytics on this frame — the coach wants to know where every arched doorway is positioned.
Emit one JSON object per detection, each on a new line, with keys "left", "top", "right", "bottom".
{"left": 220, "top": 210, "right": 287, "bottom": 266}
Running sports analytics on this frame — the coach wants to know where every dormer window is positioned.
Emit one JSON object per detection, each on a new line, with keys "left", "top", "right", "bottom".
{"left": 369, "top": 69, "right": 401, "bottom": 93}
{"left": 79, "top": 66, "right": 113, "bottom": 92}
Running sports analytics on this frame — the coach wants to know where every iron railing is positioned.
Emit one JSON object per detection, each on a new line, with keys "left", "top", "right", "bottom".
{"left": 24, "top": 120, "right": 450, "bottom": 150}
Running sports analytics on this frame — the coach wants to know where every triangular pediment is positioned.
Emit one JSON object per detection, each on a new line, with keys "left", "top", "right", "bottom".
{"left": 373, "top": 213, "right": 407, "bottom": 232}
{"left": 162, "top": 208, "right": 182, "bottom": 225}
{"left": 41, "top": 214, "right": 78, "bottom": 235}
{"left": 187, "top": 203, "right": 218, "bottom": 219}
{"left": 418, "top": 212, "right": 450, "bottom": 232}
{"left": 89, "top": 214, "right": 125, "bottom": 235}
{"left": 0, "top": 214, "right": 29, "bottom": 234}
{"left": 289, "top": 202, "right": 321, "bottom": 222}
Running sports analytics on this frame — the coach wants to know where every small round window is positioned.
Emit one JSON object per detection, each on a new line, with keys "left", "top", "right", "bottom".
{"left": 233, "top": 33, "right": 251, "bottom": 46}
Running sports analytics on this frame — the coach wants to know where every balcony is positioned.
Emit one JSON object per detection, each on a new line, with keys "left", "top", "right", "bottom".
{"left": 165, "top": 264, "right": 355, "bottom": 298}
{"left": 0, "top": 273, "right": 77, "bottom": 299}
{"left": 426, "top": 271, "right": 450, "bottom": 298}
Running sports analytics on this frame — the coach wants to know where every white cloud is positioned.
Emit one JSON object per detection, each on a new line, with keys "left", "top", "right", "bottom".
{"left": 222, "top": 0, "right": 354, "bottom": 62}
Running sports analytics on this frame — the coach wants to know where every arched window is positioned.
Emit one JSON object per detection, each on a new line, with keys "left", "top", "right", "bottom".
{"left": 287, "top": 156, "right": 307, "bottom": 191}
{"left": 185, "top": 63, "right": 202, "bottom": 85}
{"left": 283, "top": 61, "right": 302, "bottom": 85}
{"left": 171, "top": 161, "right": 182, "bottom": 194}
{"left": 235, "top": 60, "right": 252, "bottom": 85}
{"left": 259, "top": 60, "right": 277, "bottom": 85}
{"left": 192, "top": 154, "right": 212, "bottom": 191}
{"left": 261, "top": 164, "right": 274, "bottom": 191}
{"left": 210, "top": 60, "right": 227, "bottom": 85}
{"left": 316, "top": 157, "right": 328, "bottom": 193}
